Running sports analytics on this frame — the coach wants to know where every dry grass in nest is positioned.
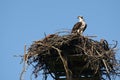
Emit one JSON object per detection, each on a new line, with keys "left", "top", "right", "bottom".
{"left": 20, "top": 32, "right": 120, "bottom": 80}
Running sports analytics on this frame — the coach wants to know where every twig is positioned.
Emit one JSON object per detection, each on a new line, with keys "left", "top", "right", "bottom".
{"left": 20, "top": 45, "right": 28, "bottom": 80}
{"left": 55, "top": 29, "right": 71, "bottom": 35}
{"left": 112, "top": 40, "right": 118, "bottom": 49}
{"left": 51, "top": 46, "right": 72, "bottom": 80}
{"left": 102, "top": 59, "right": 111, "bottom": 80}
{"left": 85, "top": 35, "right": 97, "bottom": 38}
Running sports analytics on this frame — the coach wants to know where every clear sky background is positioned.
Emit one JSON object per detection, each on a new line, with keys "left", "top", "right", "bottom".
{"left": 0, "top": 0, "right": 120, "bottom": 80}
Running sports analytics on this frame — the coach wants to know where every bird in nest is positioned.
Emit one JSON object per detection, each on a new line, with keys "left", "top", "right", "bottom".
{"left": 71, "top": 16, "right": 87, "bottom": 35}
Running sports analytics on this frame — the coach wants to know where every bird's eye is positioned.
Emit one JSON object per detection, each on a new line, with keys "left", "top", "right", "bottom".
{"left": 81, "top": 16, "right": 83, "bottom": 19}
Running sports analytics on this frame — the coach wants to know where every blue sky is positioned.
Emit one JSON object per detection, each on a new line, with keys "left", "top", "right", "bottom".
{"left": 0, "top": 0, "right": 120, "bottom": 80}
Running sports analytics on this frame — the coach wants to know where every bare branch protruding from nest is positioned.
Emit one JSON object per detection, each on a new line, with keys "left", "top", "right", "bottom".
{"left": 20, "top": 45, "right": 28, "bottom": 80}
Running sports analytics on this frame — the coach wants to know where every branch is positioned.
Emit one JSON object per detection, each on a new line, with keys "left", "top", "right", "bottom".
{"left": 20, "top": 45, "right": 28, "bottom": 80}
{"left": 51, "top": 46, "right": 72, "bottom": 80}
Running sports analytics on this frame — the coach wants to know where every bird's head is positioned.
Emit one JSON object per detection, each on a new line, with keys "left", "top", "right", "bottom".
{"left": 77, "top": 16, "right": 84, "bottom": 22}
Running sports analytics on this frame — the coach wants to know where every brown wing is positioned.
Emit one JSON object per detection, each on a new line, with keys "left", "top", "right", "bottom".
{"left": 71, "top": 22, "right": 82, "bottom": 33}
{"left": 82, "top": 24, "right": 87, "bottom": 32}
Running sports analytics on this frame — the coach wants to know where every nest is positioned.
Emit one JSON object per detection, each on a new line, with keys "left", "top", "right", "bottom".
{"left": 22, "top": 32, "right": 120, "bottom": 80}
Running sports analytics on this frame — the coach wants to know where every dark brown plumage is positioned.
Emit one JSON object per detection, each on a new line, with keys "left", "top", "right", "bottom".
{"left": 71, "top": 16, "right": 87, "bottom": 35}
{"left": 71, "top": 22, "right": 87, "bottom": 33}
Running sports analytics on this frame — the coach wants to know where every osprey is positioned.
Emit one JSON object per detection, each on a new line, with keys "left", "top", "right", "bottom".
{"left": 71, "top": 16, "right": 87, "bottom": 35}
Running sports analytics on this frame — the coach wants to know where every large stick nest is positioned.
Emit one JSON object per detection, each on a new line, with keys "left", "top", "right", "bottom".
{"left": 22, "top": 32, "right": 120, "bottom": 80}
